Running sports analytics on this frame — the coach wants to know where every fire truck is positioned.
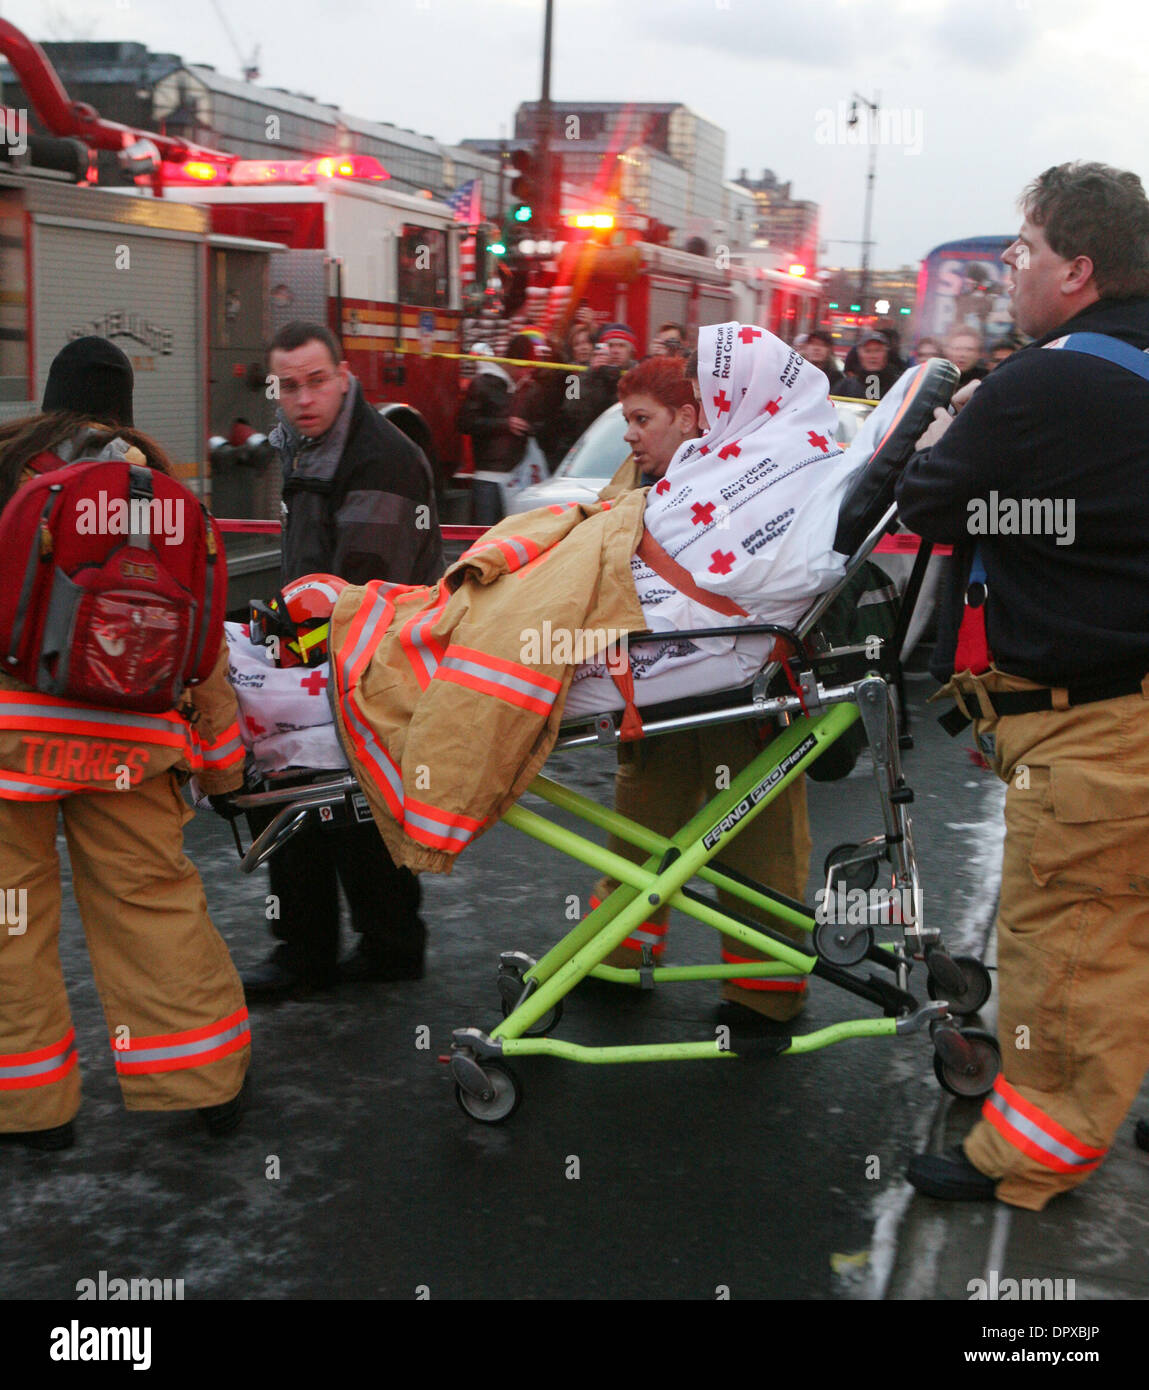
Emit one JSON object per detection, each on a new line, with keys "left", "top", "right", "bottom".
{"left": 518, "top": 239, "right": 822, "bottom": 352}
{"left": 159, "top": 156, "right": 465, "bottom": 494}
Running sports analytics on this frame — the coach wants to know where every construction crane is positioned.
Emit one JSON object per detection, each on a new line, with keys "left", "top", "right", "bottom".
{"left": 209, "top": 0, "right": 261, "bottom": 82}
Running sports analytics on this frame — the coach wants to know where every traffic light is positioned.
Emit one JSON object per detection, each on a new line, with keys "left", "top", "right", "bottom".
{"left": 510, "top": 148, "right": 537, "bottom": 223}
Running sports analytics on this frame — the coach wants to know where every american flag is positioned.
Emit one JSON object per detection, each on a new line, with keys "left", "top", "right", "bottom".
{"left": 445, "top": 178, "right": 482, "bottom": 225}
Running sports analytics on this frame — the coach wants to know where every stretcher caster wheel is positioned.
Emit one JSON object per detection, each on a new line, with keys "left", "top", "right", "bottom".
{"left": 813, "top": 921, "right": 873, "bottom": 966}
{"left": 823, "top": 842, "right": 879, "bottom": 891}
{"left": 500, "top": 993, "right": 563, "bottom": 1037}
{"left": 454, "top": 1061, "right": 522, "bottom": 1124}
{"left": 927, "top": 955, "right": 992, "bottom": 1016}
{"left": 933, "top": 1028, "right": 1000, "bottom": 1098}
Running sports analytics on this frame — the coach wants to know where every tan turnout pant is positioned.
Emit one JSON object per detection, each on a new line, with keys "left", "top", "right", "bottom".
{"left": 593, "top": 721, "right": 813, "bottom": 1021}
{"left": 943, "top": 669, "right": 1149, "bottom": 1210}
{"left": 0, "top": 771, "right": 249, "bottom": 1132}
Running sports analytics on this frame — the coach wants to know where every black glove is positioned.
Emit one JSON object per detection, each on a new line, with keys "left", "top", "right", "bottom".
{"left": 207, "top": 792, "right": 244, "bottom": 821}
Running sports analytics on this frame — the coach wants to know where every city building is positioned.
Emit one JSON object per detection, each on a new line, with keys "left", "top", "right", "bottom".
{"left": 505, "top": 100, "right": 728, "bottom": 246}
{"left": 736, "top": 168, "right": 819, "bottom": 268}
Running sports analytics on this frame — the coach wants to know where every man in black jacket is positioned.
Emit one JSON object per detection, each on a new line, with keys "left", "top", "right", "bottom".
{"left": 835, "top": 330, "right": 903, "bottom": 400}
{"left": 244, "top": 321, "right": 444, "bottom": 998}
{"left": 896, "top": 163, "right": 1149, "bottom": 1210}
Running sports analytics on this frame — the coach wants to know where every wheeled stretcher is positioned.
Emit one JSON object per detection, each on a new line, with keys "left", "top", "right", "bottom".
{"left": 231, "top": 357, "right": 1001, "bottom": 1124}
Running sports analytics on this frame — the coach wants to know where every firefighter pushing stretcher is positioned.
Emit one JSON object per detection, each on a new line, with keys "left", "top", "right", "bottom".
{"left": 0, "top": 339, "right": 250, "bottom": 1150}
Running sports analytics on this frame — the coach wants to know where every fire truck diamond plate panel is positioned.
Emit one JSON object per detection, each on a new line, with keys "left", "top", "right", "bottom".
{"left": 34, "top": 222, "right": 203, "bottom": 469}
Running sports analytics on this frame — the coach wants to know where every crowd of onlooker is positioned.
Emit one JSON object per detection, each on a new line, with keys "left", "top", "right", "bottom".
{"left": 457, "top": 313, "right": 1025, "bottom": 522}
{"left": 796, "top": 324, "right": 1024, "bottom": 401}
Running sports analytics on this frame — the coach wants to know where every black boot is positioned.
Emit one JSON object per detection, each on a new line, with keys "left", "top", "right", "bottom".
{"left": 242, "top": 945, "right": 335, "bottom": 1001}
{"left": 907, "top": 1145, "right": 998, "bottom": 1201}
{"left": 0, "top": 1120, "right": 75, "bottom": 1151}
{"left": 1135, "top": 1118, "right": 1149, "bottom": 1153}
{"left": 199, "top": 1084, "right": 244, "bottom": 1137}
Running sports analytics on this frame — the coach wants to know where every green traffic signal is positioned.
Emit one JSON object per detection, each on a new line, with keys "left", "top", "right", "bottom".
{"left": 849, "top": 304, "right": 861, "bottom": 312}
{"left": 898, "top": 306, "right": 911, "bottom": 314}
{"left": 489, "top": 240, "right": 507, "bottom": 256}
{"left": 828, "top": 301, "right": 839, "bottom": 309}
{"left": 513, "top": 204, "right": 533, "bottom": 223}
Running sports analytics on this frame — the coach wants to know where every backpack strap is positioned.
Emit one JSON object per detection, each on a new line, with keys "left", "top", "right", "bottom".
{"left": 1044, "top": 331, "right": 1149, "bottom": 380}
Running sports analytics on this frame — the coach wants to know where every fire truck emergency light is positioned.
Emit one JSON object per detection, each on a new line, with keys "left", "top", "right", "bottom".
{"left": 788, "top": 263, "right": 807, "bottom": 277}
{"left": 569, "top": 214, "right": 614, "bottom": 229}
{"left": 158, "top": 154, "right": 390, "bottom": 187}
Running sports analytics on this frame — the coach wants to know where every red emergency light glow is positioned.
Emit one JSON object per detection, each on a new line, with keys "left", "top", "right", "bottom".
{"left": 568, "top": 213, "right": 614, "bottom": 229}
{"left": 180, "top": 160, "right": 225, "bottom": 183}
{"left": 788, "top": 263, "right": 807, "bottom": 277}
{"left": 299, "top": 155, "right": 389, "bottom": 182}
{"left": 158, "top": 154, "right": 390, "bottom": 187}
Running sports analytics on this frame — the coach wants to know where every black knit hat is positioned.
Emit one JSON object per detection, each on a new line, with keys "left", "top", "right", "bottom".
{"left": 42, "top": 336, "right": 135, "bottom": 426}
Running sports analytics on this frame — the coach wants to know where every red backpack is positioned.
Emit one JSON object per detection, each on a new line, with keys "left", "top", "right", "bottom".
{"left": 0, "top": 445, "right": 226, "bottom": 712}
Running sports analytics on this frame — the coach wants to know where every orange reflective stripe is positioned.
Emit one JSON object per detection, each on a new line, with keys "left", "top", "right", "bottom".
{"left": 113, "top": 1007, "right": 251, "bottom": 1076}
{"left": 721, "top": 949, "right": 808, "bottom": 992}
{"left": 333, "top": 584, "right": 405, "bottom": 819}
{"left": 586, "top": 895, "right": 668, "bottom": 955}
{"left": 0, "top": 692, "right": 187, "bottom": 747}
{"left": 398, "top": 587, "right": 450, "bottom": 689}
{"left": 196, "top": 720, "right": 245, "bottom": 768}
{"left": 982, "top": 1076, "right": 1107, "bottom": 1175}
{"left": 0, "top": 1027, "right": 78, "bottom": 1089}
{"left": 434, "top": 645, "right": 562, "bottom": 717}
{"left": 404, "top": 796, "right": 486, "bottom": 853}
{"left": 459, "top": 534, "right": 542, "bottom": 571}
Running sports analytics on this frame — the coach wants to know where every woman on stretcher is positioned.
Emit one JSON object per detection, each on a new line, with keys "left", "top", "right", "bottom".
{"left": 236, "top": 323, "right": 921, "bottom": 873}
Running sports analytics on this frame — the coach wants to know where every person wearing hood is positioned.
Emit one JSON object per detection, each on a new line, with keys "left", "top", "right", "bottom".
{"left": 243, "top": 321, "right": 443, "bottom": 999}
{"left": 458, "top": 334, "right": 542, "bottom": 525}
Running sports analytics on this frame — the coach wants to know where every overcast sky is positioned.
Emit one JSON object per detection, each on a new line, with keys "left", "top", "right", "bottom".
{"left": 3, "top": 0, "right": 1146, "bottom": 267}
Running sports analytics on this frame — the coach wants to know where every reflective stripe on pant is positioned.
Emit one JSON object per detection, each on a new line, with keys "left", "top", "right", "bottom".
{"left": 957, "top": 675, "right": 1149, "bottom": 1210}
{"left": 592, "top": 722, "right": 812, "bottom": 1020}
{"left": 0, "top": 771, "right": 250, "bottom": 1131}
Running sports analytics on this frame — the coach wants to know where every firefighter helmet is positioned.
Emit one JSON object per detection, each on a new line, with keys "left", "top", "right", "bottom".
{"left": 249, "top": 573, "right": 348, "bottom": 667}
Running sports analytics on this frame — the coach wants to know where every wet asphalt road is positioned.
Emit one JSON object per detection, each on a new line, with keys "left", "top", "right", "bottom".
{"left": 0, "top": 677, "right": 1004, "bottom": 1300}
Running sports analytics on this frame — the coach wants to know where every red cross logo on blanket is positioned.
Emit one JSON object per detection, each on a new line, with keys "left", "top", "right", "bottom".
{"left": 709, "top": 550, "right": 736, "bottom": 575}
{"left": 808, "top": 430, "right": 830, "bottom": 453}
{"left": 300, "top": 670, "right": 328, "bottom": 695}
{"left": 765, "top": 396, "right": 783, "bottom": 416}
{"left": 718, "top": 441, "right": 741, "bottom": 459}
{"left": 712, "top": 390, "right": 732, "bottom": 416}
{"left": 738, "top": 326, "right": 763, "bottom": 344}
{"left": 691, "top": 502, "right": 717, "bottom": 526}
{"left": 245, "top": 717, "right": 267, "bottom": 738}
{"left": 655, "top": 477, "right": 671, "bottom": 494}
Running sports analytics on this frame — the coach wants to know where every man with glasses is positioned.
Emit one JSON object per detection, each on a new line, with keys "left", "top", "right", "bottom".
{"left": 241, "top": 320, "right": 443, "bottom": 999}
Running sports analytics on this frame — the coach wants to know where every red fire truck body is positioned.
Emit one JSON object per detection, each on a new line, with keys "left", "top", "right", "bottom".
{"left": 521, "top": 241, "right": 822, "bottom": 353}
{"left": 163, "top": 176, "right": 465, "bottom": 487}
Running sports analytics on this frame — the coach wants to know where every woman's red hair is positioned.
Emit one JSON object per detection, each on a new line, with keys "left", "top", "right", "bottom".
{"left": 617, "top": 357, "right": 695, "bottom": 412}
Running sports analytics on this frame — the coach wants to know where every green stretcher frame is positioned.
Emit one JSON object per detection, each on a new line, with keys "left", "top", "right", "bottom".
{"left": 487, "top": 700, "right": 900, "bottom": 1065}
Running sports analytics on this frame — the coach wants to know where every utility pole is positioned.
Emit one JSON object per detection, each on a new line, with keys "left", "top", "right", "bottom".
{"left": 538, "top": 0, "right": 555, "bottom": 235}
{"left": 849, "top": 90, "right": 880, "bottom": 317}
